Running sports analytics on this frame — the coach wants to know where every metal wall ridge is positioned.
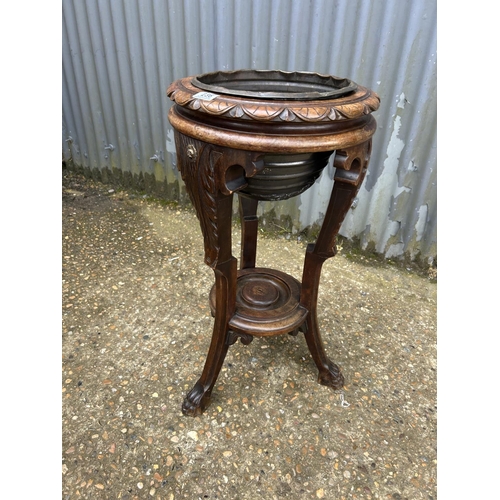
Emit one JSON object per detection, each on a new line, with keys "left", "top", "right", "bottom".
{"left": 63, "top": 0, "right": 437, "bottom": 264}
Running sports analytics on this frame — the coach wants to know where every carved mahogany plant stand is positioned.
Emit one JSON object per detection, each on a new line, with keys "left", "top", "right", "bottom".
{"left": 167, "top": 70, "right": 380, "bottom": 416}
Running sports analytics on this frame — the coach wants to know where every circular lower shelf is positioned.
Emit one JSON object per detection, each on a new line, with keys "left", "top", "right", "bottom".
{"left": 209, "top": 268, "right": 308, "bottom": 336}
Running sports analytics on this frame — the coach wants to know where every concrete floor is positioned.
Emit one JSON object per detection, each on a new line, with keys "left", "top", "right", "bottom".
{"left": 62, "top": 169, "right": 437, "bottom": 499}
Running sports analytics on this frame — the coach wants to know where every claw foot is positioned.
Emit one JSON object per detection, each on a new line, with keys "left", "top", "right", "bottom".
{"left": 317, "top": 361, "right": 345, "bottom": 390}
{"left": 182, "top": 382, "right": 211, "bottom": 417}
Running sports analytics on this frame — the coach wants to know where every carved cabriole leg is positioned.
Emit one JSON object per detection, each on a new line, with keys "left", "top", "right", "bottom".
{"left": 238, "top": 195, "right": 259, "bottom": 270}
{"left": 300, "top": 247, "right": 344, "bottom": 388}
{"left": 182, "top": 254, "right": 237, "bottom": 416}
{"left": 300, "top": 140, "right": 372, "bottom": 389}
{"left": 174, "top": 131, "right": 264, "bottom": 416}
{"left": 181, "top": 189, "right": 237, "bottom": 416}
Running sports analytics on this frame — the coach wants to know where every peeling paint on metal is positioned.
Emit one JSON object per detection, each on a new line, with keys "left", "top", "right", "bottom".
{"left": 414, "top": 204, "right": 428, "bottom": 242}
{"left": 166, "top": 128, "right": 176, "bottom": 155}
{"left": 341, "top": 112, "right": 406, "bottom": 255}
{"left": 397, "top": 92, "right": 407, "bottom": 109}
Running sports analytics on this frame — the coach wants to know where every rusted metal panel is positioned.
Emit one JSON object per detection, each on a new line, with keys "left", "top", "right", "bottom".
{"left": 62, "top": 0, "right": 436, "bottom": 262}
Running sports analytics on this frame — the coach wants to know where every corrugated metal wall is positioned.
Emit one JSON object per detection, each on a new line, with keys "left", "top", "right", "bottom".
{"left": 62, "top": 0, "right": 437, "bottom": 264}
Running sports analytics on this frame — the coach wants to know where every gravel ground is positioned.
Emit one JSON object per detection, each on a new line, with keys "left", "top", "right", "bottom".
{"left": 62, "top": 169, "right": 437, "bottom": 500}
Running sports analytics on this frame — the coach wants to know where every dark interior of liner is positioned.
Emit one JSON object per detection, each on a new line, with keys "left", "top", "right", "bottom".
{"left": 192, "top": 70, "right": 357, "bottom": 100}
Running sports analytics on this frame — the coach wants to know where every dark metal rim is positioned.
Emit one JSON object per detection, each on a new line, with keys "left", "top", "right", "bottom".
{"left": 191, "top": 69, "right": 357, "bottom": 101}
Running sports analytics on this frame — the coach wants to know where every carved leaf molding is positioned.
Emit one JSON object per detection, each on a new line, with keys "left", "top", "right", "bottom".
{"left": 168, "top": 83, "right": 380, "bottom": 123}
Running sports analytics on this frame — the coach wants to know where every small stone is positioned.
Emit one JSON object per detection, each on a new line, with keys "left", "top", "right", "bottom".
{"left": 137, "top": 482, "right": 143, "bottom": 489}
{"left": 95, "top": 484, "right": 104, "bottom": 490}
{"left": 166, "top": 456, "right": 173, "bottom": 466}
{"left": 187, "top": 431, "right": 199, "bottom": 441}
{"left": 170, "top": 436, "right": 179, "bottom": 443}
{"left": 316, "top": 488, "right": 325, "bottom": 498}
{"left": 343, "top": 470, "right": 351, "bottom": 478}
{"left": 223, "top": 451, "right": 232, "bottom": 457}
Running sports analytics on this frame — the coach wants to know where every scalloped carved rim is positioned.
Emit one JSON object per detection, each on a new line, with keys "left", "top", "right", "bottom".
{"left": 167, "top": 76, "right": 380, "bottom": 123}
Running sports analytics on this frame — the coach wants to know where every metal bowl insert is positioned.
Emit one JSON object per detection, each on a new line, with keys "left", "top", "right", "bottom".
{"left": 192, "top": 69, "right": 357, "bottom": 101}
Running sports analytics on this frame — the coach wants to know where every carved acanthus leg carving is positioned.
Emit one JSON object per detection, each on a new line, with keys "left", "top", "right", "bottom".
{"left": 300, "top": 140, "right": 372, "bottom": 390}
{"left": 174, "top": 132, "right": 264, "bottom": 269}
{"left": 174, "top": 133, "right": 222, "bottom": 268}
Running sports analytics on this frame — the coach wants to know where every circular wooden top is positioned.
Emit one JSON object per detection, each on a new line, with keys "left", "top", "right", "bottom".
{"left": 168, "top": 71, "right": 379, "bottom": 124}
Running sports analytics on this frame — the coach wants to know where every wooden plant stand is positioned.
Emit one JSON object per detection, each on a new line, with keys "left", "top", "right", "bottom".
{"left": 167, "top": 70, "right": 380, "bottom": 416}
